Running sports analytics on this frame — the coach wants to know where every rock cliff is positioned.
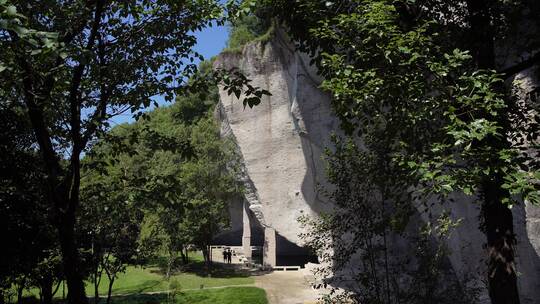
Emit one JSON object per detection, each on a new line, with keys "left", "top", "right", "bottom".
{"left": 213, "top": 28, "right": 540, "bottom": 302}
{"left": 214, "top": 28, "right": 339, "bottom": 249}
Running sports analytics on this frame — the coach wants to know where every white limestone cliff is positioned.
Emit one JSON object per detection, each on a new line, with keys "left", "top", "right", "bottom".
{"left": 214, "top": 28, "right": 339, "bottom": 248}
{"left": 213, "top": 28, "right": 540, "bottom": 302}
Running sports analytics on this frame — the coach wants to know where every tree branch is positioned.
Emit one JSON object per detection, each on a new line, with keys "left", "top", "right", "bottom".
{"left": 33, "top": 2, "right": 95, "bottom": 105}
{"left": 9, "top": 31, "right": 64, "bottom": 193}
{"left": 80, "top": 32, "right": 112, "bottom": 149}
{"left": 81, "top": 87, "right": 112, "bottom": 147}
{"left": 69, "top": 0, "right": 105, "bottom": 155}
{"left": 67, "top": 0, "right": 106, "bottom": 214}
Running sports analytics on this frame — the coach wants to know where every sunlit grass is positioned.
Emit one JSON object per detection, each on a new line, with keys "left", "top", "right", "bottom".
{"left": 23, "top": 252, "right": 254, "bottom": 300}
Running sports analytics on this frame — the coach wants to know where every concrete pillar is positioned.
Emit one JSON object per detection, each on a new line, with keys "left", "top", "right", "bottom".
{"left": 264, "top": 227, "right": 276, "bottom": 268}
{"left": 242, "top": 200, "right": 252, "bottom": 259}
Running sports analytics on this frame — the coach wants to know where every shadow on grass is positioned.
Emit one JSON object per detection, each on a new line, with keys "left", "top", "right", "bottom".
{"left": 147, "top": 260, "right": 258, "bottom": 279}
{"left": 48, "top": 294, "right": 170, "bottom": 304}
{"left": 88, "top": 287, "right": 266, "bottom": 304}
{"left": 105, "top": 293, "right": 209, "bottom": 304}
{"left": 145, "top": 256, "right": 169, "bottom": 269}
{"left": 98, "top": 293, "right": 167, "bottom": 304}
{"left": 186, "top": 262, "right": 252, "bottom": 278}
{"left": 112, "top": 279, "right": 162, "bottom": 294}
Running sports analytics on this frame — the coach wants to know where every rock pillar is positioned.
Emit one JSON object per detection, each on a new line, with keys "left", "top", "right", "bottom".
{"left": 264, "top": 227, "right": 276, "bottom": 268}
{"left": 242, "top": 200, "right": 252, "bottom": 259}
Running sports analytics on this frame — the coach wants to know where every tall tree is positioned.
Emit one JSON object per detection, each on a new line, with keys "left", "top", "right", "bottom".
{"left": 1, "top": 1, "right": 268, "bottom": 302}
{"left": 178, "top": 115, "right": 239, "bottom": 267}
{"left": 83, "top": 76, "right": 240, "bottom": 273}
{"left": 258, "top": 0, "right": 540, "bottom": 303}
{"left": 79, "top": 156, "right": 143, "bottom": 304}
{"left": 0, "top": 96, "right": 62, "bottom": 304}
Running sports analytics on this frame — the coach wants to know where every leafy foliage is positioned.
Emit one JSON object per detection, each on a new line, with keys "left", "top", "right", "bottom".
{"left": 268, "top": 0, "right": 539, "bottom": 206}
{"left": 258, "top": 0, "right": 540, "bottom": 302}
{"left": 83, "top": 78, "right": 241, "bottom": 274}
{"left": 226, "top": 14, "right": 270, "bottom": 50}
{"left": 1, "top": 1, "right": 269, "bottom": 301}
{"left": 0, "top": 89, "right": 63, "bottom": 304}
{"left": 300, "top": 137, "right": 480, "bottom": 303}
{"left": 79, "top": 159, "right": 144, "bottom": 304}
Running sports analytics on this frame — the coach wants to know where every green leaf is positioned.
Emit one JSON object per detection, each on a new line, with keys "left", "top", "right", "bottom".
{"left": 6, "top": 5, "right": 17, "bottom": 16}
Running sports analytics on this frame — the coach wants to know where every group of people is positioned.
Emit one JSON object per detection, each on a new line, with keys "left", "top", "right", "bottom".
{"left": 222, "top": 248, "right": 233, "bottom": 264}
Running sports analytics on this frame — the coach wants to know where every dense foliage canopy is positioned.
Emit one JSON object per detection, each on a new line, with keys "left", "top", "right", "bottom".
{"left": 1, "top": 1, "right": 267, "bottom": 302}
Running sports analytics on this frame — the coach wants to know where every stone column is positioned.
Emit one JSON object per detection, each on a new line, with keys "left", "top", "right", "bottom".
{"left": 242, "top": 200, "right": 252, "bottom": 259}
{"left": 264, "top": 227, "right": 276, "bottom": 268}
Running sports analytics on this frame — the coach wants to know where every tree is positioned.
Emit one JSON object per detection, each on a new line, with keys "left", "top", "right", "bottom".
{"left": 31, "top": 248, "right": 64, "bottom": 304}
{"left": 177, "top": 116, "right": 240, "bottom": 267}
{"left": 225, "top": 13, "right": 271, "bottom": 50}
{"left": 129, "top": 92, "right": 240, "bottom": 270}
{"left": 259, "top": 0, "right": 540, "bottom": 303}
{"left": 1, "top": 1, "right": 268, "bottom": 302}
{"left": 0, "top": 101, "right": 63, "bottom": 304}
{"left": 300, "top": 137, "right": 479, "bottom": 303}
{"left": 79, "top": 158, "right": 143, "bottom": 304}
{"left": 83, "top": 73, "right": 241, "bottom": 276}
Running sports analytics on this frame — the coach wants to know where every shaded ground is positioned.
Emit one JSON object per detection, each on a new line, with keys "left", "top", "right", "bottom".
{"left": 17, "top": 287, "right": 267, "bottom": 304}
{"left": 100, "top": 287, "right": 267, "bottom": 304}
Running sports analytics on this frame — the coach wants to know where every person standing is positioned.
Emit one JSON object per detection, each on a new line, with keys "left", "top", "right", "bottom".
{"left": 222, "top": 248, "right": 227, "bottom": 263}
{"left": 227, "top": 249, "right": 232, "bottom": 264}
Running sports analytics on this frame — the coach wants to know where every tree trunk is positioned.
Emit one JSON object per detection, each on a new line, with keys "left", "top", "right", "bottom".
{"left": 465, "top": 1, "right": 521, "bottom": 303}
{"left": 202, "top": 247, "right": 209, "bottom": 267}
{"left": 16, "top": 277, "right": 25, "bottom": 304}
{"left": 52, "top": 280, "right": 62, "bottom": 301}
{"left": 17, "top": 29, "right": 89, "bottom": 303}
{"left": 94, "top": 261, "right": 101, "bottom": 304}
{"left": 57, "top": 203, "right": 88, "bottom": 304}
{"left": 94, "top": 275, "right": 100, "bottom": 304}
{"left": 106, "top": 278, "right": 114, "bottom": 304}
{"left": 482, "top": 180, "right": 520, "bottom": 304}
{"left": 179, "top": 247, "right": 187, "bottom": 265}
{"left": 40, "top": 277, "right": 53, "bottom": 304}
{"left": 202, "top": 245, "right": 212, "bottom": 271}
{"left": 166, "top": 251, "right": 175, "bottom": 280}
{"left": 19, "top": 47, "right": 87, "bottom": 304}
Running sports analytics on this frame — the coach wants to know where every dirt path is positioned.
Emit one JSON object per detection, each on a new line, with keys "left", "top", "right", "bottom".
{"left": 254, "top": 271, "right": 320, "bottom": 304}
{"left": 210, "top": 247, "right": 321, "bottom": 304}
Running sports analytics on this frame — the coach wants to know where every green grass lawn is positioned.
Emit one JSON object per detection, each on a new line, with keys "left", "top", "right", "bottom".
{"left": 92, "top": 264, "right": 254, "bottom": 295}
{"left": 108, "top": 287, "right": 267, "bottom": 304}
{"left": 23, "top": 253, "right": 255, "bottom": 300}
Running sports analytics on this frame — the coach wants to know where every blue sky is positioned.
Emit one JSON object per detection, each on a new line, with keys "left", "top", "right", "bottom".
{"left": 194, "top": 22, "right": 229, "bottom": 60}
{"left": 109, "top": 22, "right": 229, "bottom": 126}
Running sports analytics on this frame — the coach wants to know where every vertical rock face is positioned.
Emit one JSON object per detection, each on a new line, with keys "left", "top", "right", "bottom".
{"left": 508, "top": 67, "right": 540, "bottom": 303}
{"left": 214, "top": 28, "right": 339, "bottom": 250}
{"left": 213, "top": 28, "right": 540, "bottom": 302}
